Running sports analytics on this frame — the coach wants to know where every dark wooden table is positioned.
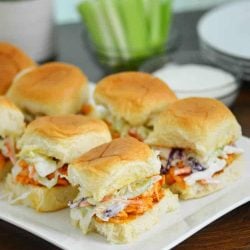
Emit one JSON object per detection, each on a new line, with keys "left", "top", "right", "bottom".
{"left": 0, "top": 9, "right": 249, "bottom": 250}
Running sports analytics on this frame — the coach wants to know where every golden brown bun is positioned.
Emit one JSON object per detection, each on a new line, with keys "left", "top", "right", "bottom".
{"left": 5, "top": 174, "right": 78, "bottom": 212}
{"left": 94, "top": 72, "right": 177, "bottom": 126}
{"left": 84, "top": 190, "right": 178, "bottom": 244}
{"left": 7, "top": 62, "right": 88, "bottom": 117}
{"left": 0, "top": 161, "right": 12, "bottom": 181}
{"left": 146, "top": 98, "right": 242, "bottom": 157}
{"left": 0, "top": 42, "right": 36, "bottom": 94}
{"left": 169, "top": 156, "right": 243, "bottom": 199}
{"left": 0, "top": 96, "right": 25, "bottom": 137}
{"left": 68, "top": 137, "right": 161, "bottom": 201}
{"left": 19, "top": 115, "right": 112, "bottom": 163}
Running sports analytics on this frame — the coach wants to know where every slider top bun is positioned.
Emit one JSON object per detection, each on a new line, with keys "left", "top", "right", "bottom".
{"left": 68, "top": 137, "right": 161, "bottom": 201}
{"left": 0, "top": 96, "right": 25, "bottom": 137}
{"left": 94, "top": 72, "right": 177, "bottom": 126}
{"left": 146, "top": 97, "right": 241, "bottom": 156}
{"left": 19, "top": 115, "right": 111, "bottom": 163}
{"left": 0, "top": 42, "right": 36, "bottom": 95}
{"left": 7, "top": 62, "right": 88, "bottom": 117}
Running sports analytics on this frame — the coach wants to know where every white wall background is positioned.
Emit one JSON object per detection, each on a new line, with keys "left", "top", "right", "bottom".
{"left": 54, "top": 0, "right": 231, "bottom": 24}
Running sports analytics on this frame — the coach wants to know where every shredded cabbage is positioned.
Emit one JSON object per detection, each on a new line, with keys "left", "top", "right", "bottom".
{"left": 35, "top": 173, "right": 59, "bottom": 189}
{"left": 22, "top": 153, "right": 57, "bottom": 177}
{"left": 9, "top": 191, "right": 32, "bottom": 205}
{"left": 105, "top": 111, "right": 152, "bottom": 139}
{"left": 78, "top": 207, "right": 95, "bottom": 234}
{"left": 115, "top": 175, "right": 161, "bottom": 199}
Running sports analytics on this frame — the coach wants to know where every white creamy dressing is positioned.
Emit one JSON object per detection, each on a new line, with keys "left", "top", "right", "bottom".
{"left": 220, "top": 145, "right": 243, "bottom": 158}
{"left": 156, "top": 144, "right": 243, "bottom": 185}
{"left": 184, "top": 157, "right": 226, "bottom": 185}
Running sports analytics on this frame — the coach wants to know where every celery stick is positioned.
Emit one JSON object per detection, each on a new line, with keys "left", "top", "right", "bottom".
{"left": 117, "top": 0, "right": 149, "bottom": 58}
{"left": 78, "top": 2, "right": 101, "bottom": 48}
{"left": 99, "top": 0, "right": 130, "bottom": 60}
{"left": 142, "top": 0, "right": 151, "bottom": 30}
{"left": 148, "top": 0, "right": 162, "bottom": 50}
{"left": 160, "top": 0, "right": 173, "bottom": 48}
{"left": 78, "top": 1, "right": 115, "bottom": 54}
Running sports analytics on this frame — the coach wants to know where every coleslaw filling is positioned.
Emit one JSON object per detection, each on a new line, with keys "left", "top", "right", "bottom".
{"left": 69, "top": 175, "right": 164, "bottom": 232}
{"left": 103, "top": 110, "right": 152, "bottom": 141}
{"left": 154, "top": 144, "right": 243, "bottom": 187}
{"left": 12, "top": 152, "right": 69, "bottom": 188}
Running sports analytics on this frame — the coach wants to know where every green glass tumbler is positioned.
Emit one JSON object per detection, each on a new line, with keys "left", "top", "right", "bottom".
{"left": 78, "top": 0, "right": 173, "bottom": 71}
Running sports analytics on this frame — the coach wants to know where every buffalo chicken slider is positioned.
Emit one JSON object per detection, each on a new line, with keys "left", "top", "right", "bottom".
{"left": 68, "top": 137, "right": 178, "bottom": 243}
{"left": 0, "top": 96, "right": 25, "bottom": 180}
{"left": 7, "top": 62, "right": 89, "bottom": 121}
{"left": 5, "top": 115, "right": 111, "bottom": 211}
{"left": 94, "top": 72, "right": 177, "bottom": 141}
{"left": 146, "top": 97, "right": 243, "bottom": 199}
{"left": 0, "top": 42, "right": 36, "bottom": 94}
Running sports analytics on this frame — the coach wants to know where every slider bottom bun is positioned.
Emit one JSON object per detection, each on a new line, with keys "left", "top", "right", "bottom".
{"left": 91, "top": 190, "right": 178, "bottom": 244}
{"left": 5, "top": 174, "right": 78, "bottom": 212}
{"left": 0, "top": 161, "right": 12, "bottom": 181}
{"left": 170, "top": 158, "right": 243, "bottom": 200}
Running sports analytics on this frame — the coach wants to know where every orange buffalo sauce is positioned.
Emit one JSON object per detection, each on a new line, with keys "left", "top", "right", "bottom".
{"left": 0, "top": 152, "right": 6, "bottom": 170}
{"left": 15, "top": 160, "right": 69, "bottom": 187}
{"left": 96, "top": 178, "right": 165, "bottom": 224}
{"left": 104, "top": 120, "right": 120, "bottom": 139}
{"left": 80, "top": 104, "right": 93, "bottom": 115}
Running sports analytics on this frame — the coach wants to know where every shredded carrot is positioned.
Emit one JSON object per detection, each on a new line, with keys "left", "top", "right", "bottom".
{"left": 176, "top": 161, "right": 185, "bottom": 168}
{"left": 198, "top": 179, "right": 208, "bottom": 185}
{"left": 161, "top": 174, "right": 166, "bottom": 186}
{"left": 104, "top": 120, "right": 120, "bottom": 139}
{"left": 128, "top": 130, "right": 143, "bottom": 142}
{"left": 226, "top": 154, "right": 235, "bottom": 165}
{"left": 0, "top": 153, "right": 6, "bottom": 170}
{"left": 112, "top": 132, "right": 120, "bottom": 139}
{"left": 80, "top": 104, "right": 93, "bottom": 115}
{"left": 165, "top": 165, "right": 187, "bottom": 189}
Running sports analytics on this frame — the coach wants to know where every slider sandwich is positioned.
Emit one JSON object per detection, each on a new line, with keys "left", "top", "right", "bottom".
{"left": 0, "top": 97, "right": 25, "bottom": 180}
{"left": 94, "top": 72, "right": 177, "bottom": 141}
{"left": 7, "top": 62, "right": 88, "bottom": 121}
{"left": 146, "top": 98, "right": 243, "bottom": 199}
{"left": 5, "top": 115, "right": 111, "bottom": 212}
{"left": 68, "top": 137, "right": 178, "bottom": 243}
{"left": 0, "top": 42, "right": 36, "bottom": 94}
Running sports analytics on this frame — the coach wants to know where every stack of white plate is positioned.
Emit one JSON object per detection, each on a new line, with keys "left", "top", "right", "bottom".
{"left": 197, "top": 0, "right": 250, "bottom": 81}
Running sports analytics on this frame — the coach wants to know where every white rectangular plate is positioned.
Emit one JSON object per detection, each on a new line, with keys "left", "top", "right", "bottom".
{"left": 0, "top": 137, "right": 249, "bottom": 250}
